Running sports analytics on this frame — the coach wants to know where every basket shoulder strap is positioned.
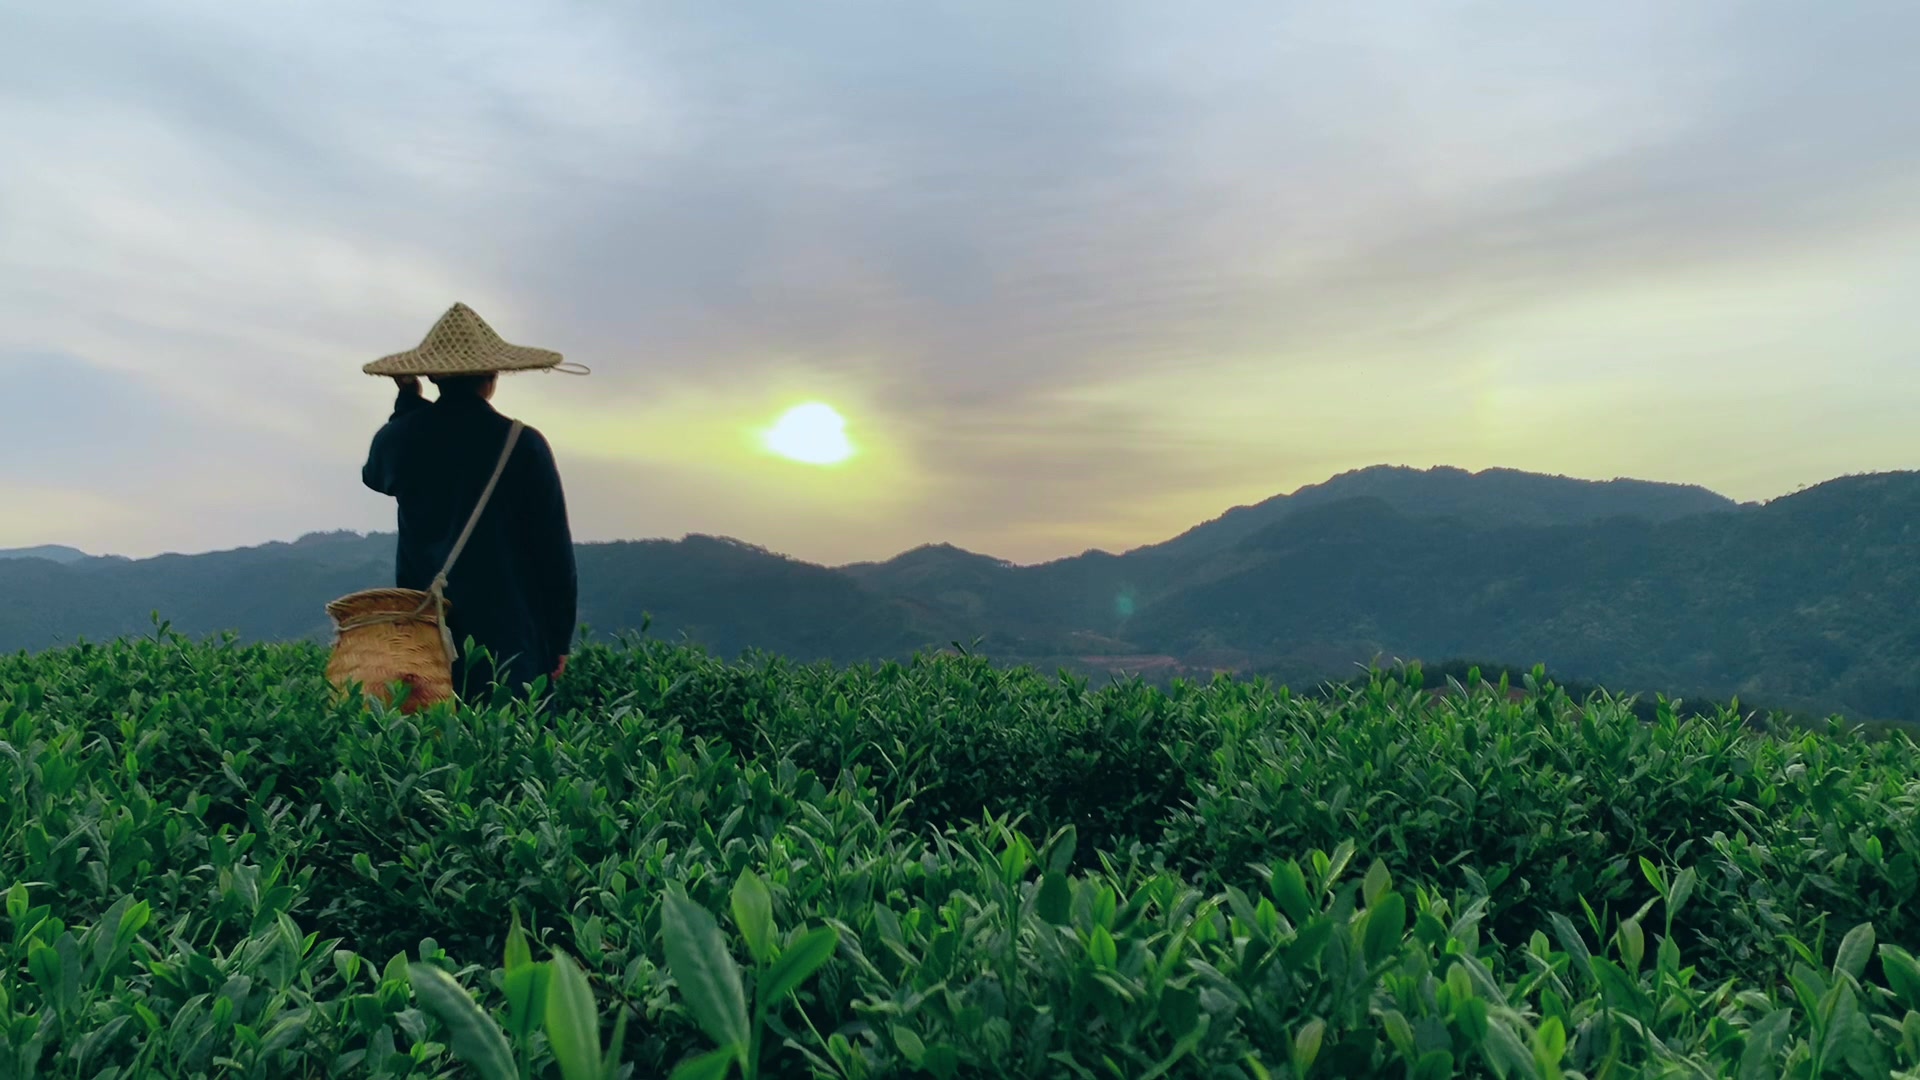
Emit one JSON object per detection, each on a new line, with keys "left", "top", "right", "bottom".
{"left": 429, "top": 419, "right": 524, "bottom": 597}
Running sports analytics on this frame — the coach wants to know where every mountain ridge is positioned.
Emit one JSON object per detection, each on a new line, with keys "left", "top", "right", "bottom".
{"left": 0, "top": 544, "right": 93, "bottom": 564}
{"left": 1123, "top": 463, "right": 1744, "bottom": 564}
{"left": 4, "top": 464, "right": 1913, "bottom": 725}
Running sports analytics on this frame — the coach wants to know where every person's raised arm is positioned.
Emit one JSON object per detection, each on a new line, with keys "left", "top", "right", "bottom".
{"left": 389, "top": 375, "right": 427, "bottom": 419}
{"left": 363, "top": 376, "right": 426, "bottom": 495}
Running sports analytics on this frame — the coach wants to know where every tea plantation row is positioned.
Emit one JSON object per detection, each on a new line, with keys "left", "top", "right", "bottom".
{"left": 1, "top": 630, "right": 1917, "bottom": 1078}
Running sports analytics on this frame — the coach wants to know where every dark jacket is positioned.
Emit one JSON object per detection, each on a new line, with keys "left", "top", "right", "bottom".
{"left": 362, "top": 385, "right": 577, "bottom": 696}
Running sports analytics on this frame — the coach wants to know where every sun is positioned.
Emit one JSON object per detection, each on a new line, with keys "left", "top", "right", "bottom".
{"left": 762, "top": 402, "right": 855, "bottom": 465}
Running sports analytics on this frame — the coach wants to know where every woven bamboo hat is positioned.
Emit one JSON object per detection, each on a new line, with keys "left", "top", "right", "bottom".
{"left": 364, "top": 302, "right": 585, "bottom": 377}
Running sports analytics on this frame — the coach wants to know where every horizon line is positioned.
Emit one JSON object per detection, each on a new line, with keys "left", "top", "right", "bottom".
{"left": 11, "top": 460, "right": 1905, "bottom": 570}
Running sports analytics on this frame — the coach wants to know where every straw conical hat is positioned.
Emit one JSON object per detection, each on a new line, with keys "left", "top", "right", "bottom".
{"left": 364, "top": 303, "right": 564, "bottom": 376}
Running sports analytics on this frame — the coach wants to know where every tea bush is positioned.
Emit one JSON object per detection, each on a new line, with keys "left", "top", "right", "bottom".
{"left": 1, "top": 629, "right": 1917, "bottom": 1078}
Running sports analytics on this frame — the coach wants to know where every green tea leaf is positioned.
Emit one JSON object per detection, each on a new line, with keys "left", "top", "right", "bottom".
{"left": 1617, "top": 918, "right": 1645, "bottom": 974}
{"left": 1837, "top": 1005, "right": 1888, "bottom": 1079}
{"left": 1446, "top": 962, "right": 1474, "bottom": 1003}
{"left": 922, "top": 1044, "right": 960, "bottom": 1080}
{"left": 333, "top": 949, "right": 362, "bottom": 986}
{"left": 669, "top": 1047, "right": 737, "bottom": 1080}
{"left": 1667, "top": 866, "right": 1697, "bottom": 922}
{"left": 408, "top": 963, "right": 517, "bottom": 1080}
{"left": 1272, "top": 860, "right": 1314, "bottom": 925}
{"left": 1140, "top": 1012, "right": 1210, "bottom": 1080}
{"left": 1159, "top": 985, "right": 1200, "bottom": 1039}
{"left": 111, "top": 899, "right": 151, "bottom": 958}
{"left": 1089, "top": 926, "right": 1118, "bottom": 969}
{"left": 661, "top": 887, "right": 749, "bottom": 1056}
{"left": 1788, "top": 963, "right": 1828, "bottom": 1018}
{"left": 1382, "top": 1009, "right": 1416, "bottom": 1059}
{"left": 1362, "top": 860, "right": 1391, "bottom": 909}
{"left": 604, "top": 1006, "right": 630, "bottom": 1080}
{"left": 505, "top": 911, "right": 531, "bottom": 972}
{"left": 1411, "top": 1050, "right": 1456, "bottom": 1080}
{"left": 730, "top": 871, "right": 776, "bottom": 967}
{"left": 1736, "top": 1008, "right": 1792, "bottom": 1080}
{"left": 1481, "top": 1015, "right": 1541, "bottom": 1080}
{"left": 828, "top": 1032, "right": 860, "bottom": 1074}
{"left": 1046, "top": 824, "right": 1078, "bottom": 875}
{"left": 1638, "top": 855, "right": 1665, "bottom": 895}
{"left": 1291, "top": 1018, "right": 1325, "bottom": 1073}
{"left": 1254, "top": 896, "right": 1281, "bottom": 939}
{"left": 1093, "top": 885, "right": 1118, "bottom": 929}
{"left": 503, "top": 960, "right": 553, "bottom": 1045}
{"left": 1832, "top": 922, "right": 1874, "bottom": 983}
{"left": 762, "top": 925, "right": 838, "bottom": 1004}
{"left": 1591, "top": 957, "right": 1650, "bottom": 1013}
{"left": 1877, "top": 944, "right": 1920, "bottom": 1010}
{"left": 1455, "top": 997, "right": 1490, "bottom": 1043}
{"left": 27, "top": 943, "right": 59, "bottom": 999}
{"left": 546, "top": 950, "right": 608, "bottom": 1080}
{"left": 1223, "top": 885, "right": 1259, "bottom": 930}
{"left": 1036, "top": 872, "right": 1072, "bottom": 927}
{"left": 1532, "top": 1015, "right": 1567, "bottom": 1073}
{"left": 1818, "top": 983, "right": 1879, "bottom": 1076}
{"left": 1325, "top": 840, "right": 1355, "bottom": 886}
{"left": 1638, "top": 920, "right": 1672, "bottom": 970}
{"left": 891, "top": 1023, "right": 926, "bottom": 1065}
{"left": 1288, "top": 917, "right": 1334, "bottom": 968}
{"left": 1363, "top": 891, "right": 1407, "bottom": 966}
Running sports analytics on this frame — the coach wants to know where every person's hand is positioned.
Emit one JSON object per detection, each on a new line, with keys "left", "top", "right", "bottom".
{"left": 552, "top": 655, "right": 568, "bottom": 681}
{"left": 392, "top": 374, "right": 421, "bottom": 394}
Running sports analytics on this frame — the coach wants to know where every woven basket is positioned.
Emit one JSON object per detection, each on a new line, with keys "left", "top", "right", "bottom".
{"left": 325, "top": 588, "right": 455, "bottom": 713}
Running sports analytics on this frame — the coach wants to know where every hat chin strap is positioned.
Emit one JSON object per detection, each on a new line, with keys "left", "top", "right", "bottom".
{"left": 548, "top": 362, "right": 591, "bottom": 375}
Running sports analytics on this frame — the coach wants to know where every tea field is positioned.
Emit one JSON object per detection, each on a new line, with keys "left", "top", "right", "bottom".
{"left": 2, "top": 630, "right": 1918, "bottom": 1078}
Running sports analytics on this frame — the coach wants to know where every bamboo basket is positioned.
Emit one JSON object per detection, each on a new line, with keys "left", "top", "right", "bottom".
{"left": 325, "top": 588, "right": 455, "bottom": 713}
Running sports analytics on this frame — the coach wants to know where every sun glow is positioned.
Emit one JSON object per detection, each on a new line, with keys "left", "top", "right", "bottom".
{"left": 762, "top": 402, "right": 855, "bottom": 465}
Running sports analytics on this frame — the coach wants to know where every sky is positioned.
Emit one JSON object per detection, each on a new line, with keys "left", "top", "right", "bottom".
{"left": 2, "top": 1, "right": 1917, "bottom": 566}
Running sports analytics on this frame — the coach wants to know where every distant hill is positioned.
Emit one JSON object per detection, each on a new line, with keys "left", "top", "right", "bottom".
{"left": 843, "top": 463, "right": 1747, "bottom": 645}
{"left": 575, "top": 535, "right": 955, "bottom": 663}
{"left": 1126, "top": 472, "right": 1920, "bottom": 722}
{"left": 5, "top": 465, "right": 1916, "bottom": 725}
{"left": 1128, "top": 464, "right": 1743, "bottom": 564}
{"left": 0, "top": 544, "right": 91, "bottom": 564}
{"left": 0, "top": 531, "right": 934, "bottom": 666}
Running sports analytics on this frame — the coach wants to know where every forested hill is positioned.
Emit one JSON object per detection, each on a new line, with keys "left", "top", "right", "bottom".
{"left": 5, "top": 464, "right": 1915, "bottom": 724}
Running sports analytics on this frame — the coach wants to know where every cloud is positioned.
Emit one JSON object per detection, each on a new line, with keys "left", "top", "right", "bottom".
{"left": 0, "top": 351, "right": 375, "bottom": 555}
{"left": 2, "top": 1, "right": 1917, "bottom": 562}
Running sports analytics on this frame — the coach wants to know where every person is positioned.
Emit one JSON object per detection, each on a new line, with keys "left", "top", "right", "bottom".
{"left": 359, "top": 304, "right": 579, "bottom": 698}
